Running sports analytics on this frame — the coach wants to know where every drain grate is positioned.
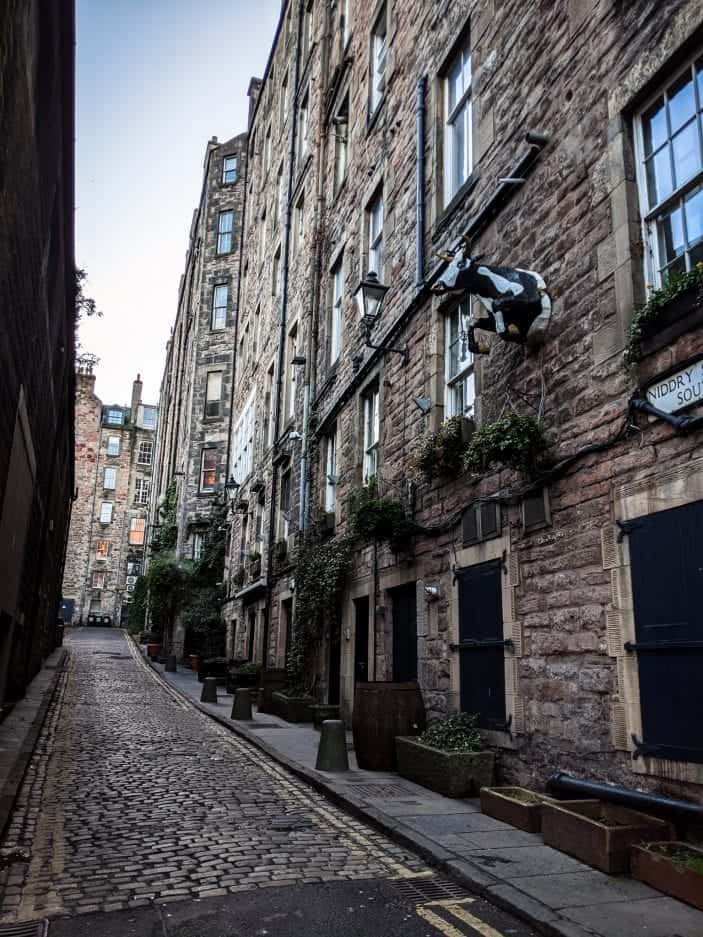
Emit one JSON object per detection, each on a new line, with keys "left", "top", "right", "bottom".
{"left": 0, "top": 921, "right": 48, "bottom": 937}
{"left": 390, "top": 875, "right": 472, "bottom": 904}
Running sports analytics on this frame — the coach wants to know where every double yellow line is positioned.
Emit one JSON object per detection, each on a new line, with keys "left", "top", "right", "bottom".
{"left": 416, "top": 898, "right": 508, "bottom": 937}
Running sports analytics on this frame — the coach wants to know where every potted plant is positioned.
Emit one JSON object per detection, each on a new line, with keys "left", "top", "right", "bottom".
{"left": 272, "top": 688, "right": 315, "bottom": 723}
{"left": 541, "top": 801, "right": 674, "bottom": 874}
{"left": 480, "top": 787, "right": 556, "bottom": 833}
{"left": 227, "top": 660, "right": 261, "bottom": 693}
{"left": 631, "top": 841, "right": 703, "bottom": 911}
{"left": 395, "top": 712, "right": 494, "bottom": 797}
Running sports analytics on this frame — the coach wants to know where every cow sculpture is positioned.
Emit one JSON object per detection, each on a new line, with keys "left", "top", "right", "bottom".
{"left": 432, "top": 240, "right": 551, "bottom": 354}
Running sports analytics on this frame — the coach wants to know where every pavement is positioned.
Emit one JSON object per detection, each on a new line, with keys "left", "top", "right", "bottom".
{"left": 151, "top": 649, "right": 703, "bottom": 937}
{"left": 0, "top": 628, "right": 540, "bottom": 937}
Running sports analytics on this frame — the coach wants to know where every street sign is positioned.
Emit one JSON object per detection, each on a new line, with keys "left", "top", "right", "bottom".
{"left": 645, "top": 358, "right": 703, "bottom": 414}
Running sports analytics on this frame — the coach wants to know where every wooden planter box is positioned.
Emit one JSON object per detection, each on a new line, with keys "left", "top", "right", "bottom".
{"left": 396, "top": 737, "right": 495, "bottom": 798}
{"left": 272, "top": 691, "right": 314, "bottom": 723}
{"left": 480, "top": 787, "right": 556, "bottom": 833}
{"left": 311, "top": 704, "right": 340, "bottom": 730}
{"left": 226, "top": 670, "right": 260, "bottom": 694}
{"left": 631, "top": 842, "right": 703, "bottom": 911}
{"left": 258, "top": 669, "right": 288, "bottom": 714}
{"left": 541, "top": 801, "right": 674, "bottom": 874}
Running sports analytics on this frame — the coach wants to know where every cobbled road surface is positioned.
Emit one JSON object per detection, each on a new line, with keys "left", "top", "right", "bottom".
{"left": 0, "top": 628, "right": 538, "bottom": 937}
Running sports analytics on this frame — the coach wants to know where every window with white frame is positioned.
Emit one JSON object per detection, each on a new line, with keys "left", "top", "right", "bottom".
{"left": 286, "top": 324, "right": 298, "bottom": 422}
{"left": 444, "top": 299, "right": 475, "bottom": 418}
{"left": 92, "top": 570, "right": 106, "bottom": 590}
{"left": 137, "top": 440, "right": 153, "bottom": 465}
{"left": 129, "top": 517, "right": 146, "bottom": 546}
{"left": 292, "top": 193, "right": 305, "bottom": 252}
{"left": 193, "top": 532, "right": 204, "bottom": 561}
{"left": 106, "top": 409, "right": 123, "bottom": 426}
{"left": 637, "top": 58, "right": 703, "bottom": 285}
{"left": 370, "top": 5, "right": 387, "bottom": 115}
{"left": 275, "top": 163, "right": 284, "bottom": 227}
{"left": 324, "top": 427, "right": 337, "bottom": 513}
{"left": 329, "top": 256, "right": 343, "bottom": 364}
{"left": 134, "top": 477, "right": 150, "bottom": 505}
{"left": 298, "top": 92, "right": 310, "bottom": 165}
{"left": 231, "top": 391, "right": 256, "bottom": 482}
{"left": 217, "top": 211, "right": 233, "bottom": 254}
{"left": 96, "top": 539, "right": 110, "bottom": 559}
{"left": 342, "top": 0, "right": 350, "bottom": 48}
{"left": 212, "top": 283, "right": 228, "bottom": 330}
{"left": 280, "top": 468, "right": 292, "bottom": 539}
{"left": 443, "top": 38, "right": 472, "bottom": 206}
{"left": 362, "top": 385, "right": 380, "bottom": 483}
{"left": 103, "top": 466, "right": 116, "bottom": 490}
{"left": 333, "top": 94, "right": 349, "bottom": 193}
{"left": 140, "top": 405, "right": 157, "bottom": 430}
{"left": 272, "top": 246, "right": 282, "bottom": 297}
{"left": 367, "top": 189, "right": 384, "bottom": 279}
{"left": 200, "top": 448, "right": 218, "bottom": 493}
{"left": 100, "top": 502, "right": 113, "bottom": 524}
{"left": 280, "top": 71, "right": 289, "bottom": 129}
{"left": 106, "top": 435, "right": 120, "bottom": 456}
{"left": 302, "top": 1, "right": 314, "bottom": 60}
{"left": 223, "top": 155, "right": 238, "bottom": 184}
{"left": 205, "top": 371, "right": 223, "bottom": 418}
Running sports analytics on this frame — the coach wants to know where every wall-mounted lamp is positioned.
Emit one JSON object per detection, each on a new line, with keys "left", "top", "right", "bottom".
{"left": 224, "top": 474, "right": 240, "bottom": 504}
{"left": 424, "top": 584, "right": 440, "bottom": 601}
{"left": 354, "top": 271, "right": 408, "bottom": 365}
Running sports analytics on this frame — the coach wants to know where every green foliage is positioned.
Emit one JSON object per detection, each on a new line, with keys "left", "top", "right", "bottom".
{"left": 147, "top": 556, "right": 188, "bottom": 632}
{"left": 75, "top": 268, "right": 102, "bottom": 321}
{"left": 419, "top": 712, "right": 483, "bottom": 753}
{"left": 127, "top": 576, "right": 148, "bottom": 635}
{"left": 649, "top": 843, "right": 703, "bottom": 874}
{"left": 151, "top": 481, "right": 178, "bottom": 553}
{"left": 463, "top": 414, "right": 547, "bottom": 475}
{"left": 413, "top": 416, "right": 471, "bottom": 482}
{"left": 349, "top": 482, "right": 417, "bottom": 550}
{"left": 286, "top": 535, "right": 354, "bottom": 692}
{"left": 180, "top": 499, "right": 228, "bottom": 656}
{"left": 625, "top": 263, "right": 703, "bottom": 364}
{"left": 236, "top": 661, "right": 261, "bottom": 675}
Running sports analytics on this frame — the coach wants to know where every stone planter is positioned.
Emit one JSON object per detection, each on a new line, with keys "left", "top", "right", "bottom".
{"left": 226, "top": 670, "right": 260, "bottom": 694}
{"left": 258, "top": 669, "right": 288, "bottom": 714}
{"left": 396, "top": 737, "right": 495, "bottom": 798}
{"left": 480, "top": 787, "right": 556, "bottom": 833}
{"left": 311, "top": 704, "right": 340, "bottom": 730}
{"left": 541, "top": 801, "right": 674, "bottom": 874}
{"left": 631, "top": 842, "right": 703, "bottom": 911}
{"left": 272, "top": 691, "right": 314, "bottom": 723}
{"left": 146, "top": 643, "right": 161, "bottom": 660}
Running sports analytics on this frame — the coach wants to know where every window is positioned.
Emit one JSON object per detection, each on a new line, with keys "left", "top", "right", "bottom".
{"left": 280, "top": 468, "right": 292, "bottom": 539}
{"left": 362, "top": 386, "right": 380, "bottom": 482}
{"left": 106, "top": 436, "right": 120, "bottom": 457}
{"left": 462, "top": 502, "right": 501, "bottom": 545}
{"left": 333, "top": 94, "right": 349, "bottom": 194}
{"left": 272, "top": 246, "right": 282, "bottom": 297}
{"left": 253, "top": 305, "right": 261, "bottom": 358}
{"left": 370, "top": 6, "right": 387, "bottom": 115}
{"left": 264, "top": 124, "right": 272, "bottom": 175}
{"left": 292, "top": 194, "right": 305, "bottom": 252}
{"left": 444, "top": 300, "right": 475, "bottom": 418}
{"left": 211, "top": 284, "right": 228, "bottom": 330}
{"left": 330, "top": 256, "right": 343, "bottom": 364}
{"left": 92, "top": 570, "right": 106, "bottom": 590}
{"left": 223, "top": 155, "right": 238, "bottom": 184}
{"left": 368, "top": 189, "right": 384, "bottom": 279}
{"left": 264, "top": 363, "right": 276, "bottom": 446}
{"left": 137, "top": 441, "right": 153, "bottom": 465}
{"left": 637, "top": 58, "right": 703, "bottom": 285}
{"left": 205, "top": 371, "right": 223, "bottom": 418}
{"left": 217, "top": 211, "right": 233, "bottom": 254}
{"left": 231, "top": 392, "right": 255, "bottom": 482}
{"left": 298, "top": 93, "right": 310, "bottom": 165}
{"left": 106, "top": 409, "right": 123, "bottom": 426}
{"left": 240, "top": 513, "right": 249, "bottom": 565}
{"left": 280, "top": 71, "right": 289, "bottom": 129}
{"left": 286, "top": 325, "right": 298, "bottom": 422}
{"left": 96, "top": 540, "right": 110, "bottom": 559}
{"left": 200, "top": 448, "right": 218, "bottom": 493}
{"left": 103, "top": 466, "right": 117, "bottom": 490}
{"left": 302, "top": 1, "right": 314, "bottom": 60}
{"left": 341, "top": 0, "right": 350, "bottom": 48}
{"left": 259, "top": 208, "right": 268, "bottom": 267}
{"left": 193, "top": 532, "right": 204, "bottom": 561}
{"left": 140, "top": 406, "right": 157, "bottom": 430}
{"left": 100, "top": 502, "right": 113, "bottom": 524}
{"left": 324, "top": 428, "right": 337, "bottom": 513}
{"left": 129, "top": 517, "right": 146, "bottom": 546}
{"left": 444, "top": 39, "right": 472, "bottom": 205}
{"left": 134, "top": 477, "right": 150, "bottom": 505}
{"left": 275, "top": 163, "right": 285, "bottom": 227}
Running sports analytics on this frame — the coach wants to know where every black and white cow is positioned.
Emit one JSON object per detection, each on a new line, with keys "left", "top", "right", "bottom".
{"left": 432, "top": 241, "right": 551, "bottom": 353}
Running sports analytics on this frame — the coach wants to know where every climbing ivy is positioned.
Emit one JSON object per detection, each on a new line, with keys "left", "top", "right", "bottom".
{"left": 463, "top": 414, "right": 547, "bottom": 476}
{"left": 151, "top": 480, "right": 178, "bottom": 553}
{"left": 349, "top": 481, "right": 418, "bottom": 551}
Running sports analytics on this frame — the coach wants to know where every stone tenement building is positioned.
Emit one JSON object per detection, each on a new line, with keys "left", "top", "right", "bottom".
{"left": 214, "top": 0, "right": 703, "bottom": 801}
{"left": 62, "top": 369, "right": 157, "bottom": 626}
{"left": 150, "top": 133, "right": 248, "bottom": 656}
{"left": 0, "top": 0, "right": 75, "bottom": 704}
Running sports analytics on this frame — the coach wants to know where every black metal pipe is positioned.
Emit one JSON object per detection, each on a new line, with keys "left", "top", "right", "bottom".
{"left": 630, "top": 396, "right": 703, "bottom": 433}
{"left": 547, "top": 772, "right": 703, "bottom": 823}
{"left": 415, "top": 76, "right": 426, "bottom": 289}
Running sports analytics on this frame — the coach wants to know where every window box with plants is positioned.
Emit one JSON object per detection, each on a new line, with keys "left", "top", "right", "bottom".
{"left": 541, "top": 800, "right": 674, "bottom": 875}
{"left": 631, "top": 841, "right": 703, "bottom": 911}
{"left": 625, "top": 265, "right": 703, "bottom": 363}
{"left": 480, "top": 787, "right": 557, "bottom": 833}
{"left": 395, "top": 713, "right": 495, "bottom": 798}
{"left": 414, "top": 415, "right": 474, "bottom": 482}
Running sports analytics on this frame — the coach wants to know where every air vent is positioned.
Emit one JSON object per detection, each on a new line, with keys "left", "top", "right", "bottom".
{"left": 521, "top": 488, "right": 550, "bottom": 532}
{"left": 610, "top": 700, "right": 628, "bottom": 750}
{"left": 0, "top": 922, "right": 48, "bottom": 937}
{"left": 605, "top": 609, "right": 624, "bottom": 658}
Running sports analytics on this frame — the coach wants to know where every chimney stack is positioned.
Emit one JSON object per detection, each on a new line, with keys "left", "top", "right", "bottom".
{"left": 130, "top": 374, "right": 143, "bottom": 421}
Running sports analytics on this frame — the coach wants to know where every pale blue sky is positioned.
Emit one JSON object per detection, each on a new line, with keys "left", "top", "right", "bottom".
{"left": 76, "top": 0, "right": 281, "bottom": 405}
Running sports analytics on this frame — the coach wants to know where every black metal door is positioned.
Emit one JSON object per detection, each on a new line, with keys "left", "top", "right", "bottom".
{"left": 329, "top": 605, "right": 341, "bottom": 705}
{"left": 628, "top": 501, "right": 703, "bottom": 763}
{"left": 457, "top": 559, "right": 506, "bottom": 729}
{"left": 354, "top": 597, "right": 369, "bottom": 684}
{"left": 391, "top": 583, "right": 417, "bottom": 682}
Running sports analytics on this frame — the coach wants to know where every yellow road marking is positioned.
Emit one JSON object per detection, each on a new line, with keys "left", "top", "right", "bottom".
{"left": 446, "top": 902, "right": 508, "bottom": 937}
{"left": 416, "top": 905, "right": 468, "bottom": 937}
{"left": 424, "top": 898, "right": 475, "bottom": 907}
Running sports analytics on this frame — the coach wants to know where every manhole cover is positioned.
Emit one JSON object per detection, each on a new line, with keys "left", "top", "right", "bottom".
{"left": 0, "top": 921, "right": 48, "bottom": 936}
{"left": 344, "top": 783, "right": 417, "bottom": 799}
{"left": 390, "top": 875, "right": 471, "bottom": 904}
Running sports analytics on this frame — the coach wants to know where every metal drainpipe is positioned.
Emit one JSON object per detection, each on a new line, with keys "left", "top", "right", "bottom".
{"left": 415, "top": 76, "right": 426, "bottom": 289}
{"left": 265, "top": 0, "right": 305, "bottom": 644}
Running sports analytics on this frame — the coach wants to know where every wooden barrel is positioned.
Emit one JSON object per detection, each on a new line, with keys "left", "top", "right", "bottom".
{"left": 352, "top": 682, "right": 426, "bottom": 771}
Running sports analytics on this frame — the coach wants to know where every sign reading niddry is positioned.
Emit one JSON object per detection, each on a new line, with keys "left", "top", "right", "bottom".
{"left": 646, "top": 359, "right": 703, "bottom": 414}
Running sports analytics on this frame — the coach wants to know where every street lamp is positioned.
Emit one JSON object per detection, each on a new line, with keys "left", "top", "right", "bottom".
{"left": 353, "top": 271, "right": 390, "bottom": 328}
{"left": 224, "top": 475, "right": 240, "bottom": 504}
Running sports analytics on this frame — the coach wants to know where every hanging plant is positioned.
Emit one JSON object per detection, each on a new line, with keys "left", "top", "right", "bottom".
{"left": 413, "top": 416, "right": 473, "bottom": 482}
{"left": 349, "top": 482, "right": 418, "bottom": 551}
{"left": 463, "top": 414, "right": 547, "bottom": 475}
{"left": 625, "top": 263, "right": 703, "bottom": 364}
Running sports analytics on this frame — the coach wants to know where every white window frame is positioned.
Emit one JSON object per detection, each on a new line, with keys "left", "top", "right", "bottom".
{"left": 292, "top": 194, "right": 305, "bottom": 252}
{"left": 324, "top": 428, "right": 337, "bottom": 513}
{"left": 99, "top": 502, "right": 113, "bottom": 524}
{"left": 211, "top": 283, "right": 228, "bottom": 330}
{"left": 193, "top": 532, "right": 204, "bottom": 561}
{"left": 302, "top": 1, "right": 314, "bottom": 60}
{"left": 103, "top": 466, "right": 117, "bottom": 490}
{"left": 298, "top": 93, "right": 310, "bottom": 165}
{"left": 92, "top": 570, "right": 106, "bottom": 590}
{"left": 333, "top": 94, "right": 349, "bottom": 194}
{"left": 106, "top": 436, "right": 120, "bottom": 456}
{"left": 362, "top": 386, "right": 380, "bottom": 483}
{"left": 635, "top": 55, "right": 703, "bottom": 288}
{"left": 137, "top": 441, "right": 153, "bottom": 465}
{"left": 444, "top": 299, "right": 475, "bottom": 419}
{"left": 134, "top": 478, "right": 150, "bottom": 506}
{"left": 217, "top": 211, "right": 233, "bottom": 254}
{"left": 141, "top": 406, "right": 157, "bottom": 430}
{"left": 368, "top": 189, "right": 384, "bottom": 279}
{"left": 96, "top": 540, "right": 110, "bottom": 559}
{"left": 370, "top": 6, "right": 387, "bottom": 115}
{"left": 330, "top": 257, "right": 343, "bottom": 364}
{"left": 223, "top": 155, "right": 238, "bottom": 184}
{"left": 341, "top": 0, "right": 351, "bottom": 48}
{"left": 443, "top": 39, "right": 472, "bottom": 206}
{"left": 200, "top": 448, "right": 218, "bottom": 493}
{"left": 106, "top": 409, "right": 123, "bottom": 426}
{"left": 205, "top": 371, "right": 223, "bottom": 419}
{"left": 231, "top": 391, "right": 256, "bottom": 483}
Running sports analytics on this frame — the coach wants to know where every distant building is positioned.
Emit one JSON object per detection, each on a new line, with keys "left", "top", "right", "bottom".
{"left": 62, "top": 369, "right": 157, "bottom": 626}
{"left": 0, "top": 0, "right": 75, "bottom": 703}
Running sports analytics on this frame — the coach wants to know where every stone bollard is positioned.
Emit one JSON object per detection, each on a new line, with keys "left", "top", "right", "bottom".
{"left": 315, "top": 720, "right": 349, "bottom": 772}
{"left": 231, "top": 688, "right": 253, "bottom": 721}
{"left": 165, "top": 654, "right": 177, "bottom": 673}
{"left": 200, "top": 676, "right": 218, "bottom": 704}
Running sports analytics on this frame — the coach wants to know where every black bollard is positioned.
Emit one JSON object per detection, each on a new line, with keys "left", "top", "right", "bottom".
{"left": 200, "top": 676, "right": 218, "bottom": 703}
{"left": 315, "top": 720, "right": 349, "bottom": 772}
{"left": 165, "top": 654, "right": 177, "bottom": 673}
{"left": 231, "top": 688, "right": 253, "bottom": 721}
